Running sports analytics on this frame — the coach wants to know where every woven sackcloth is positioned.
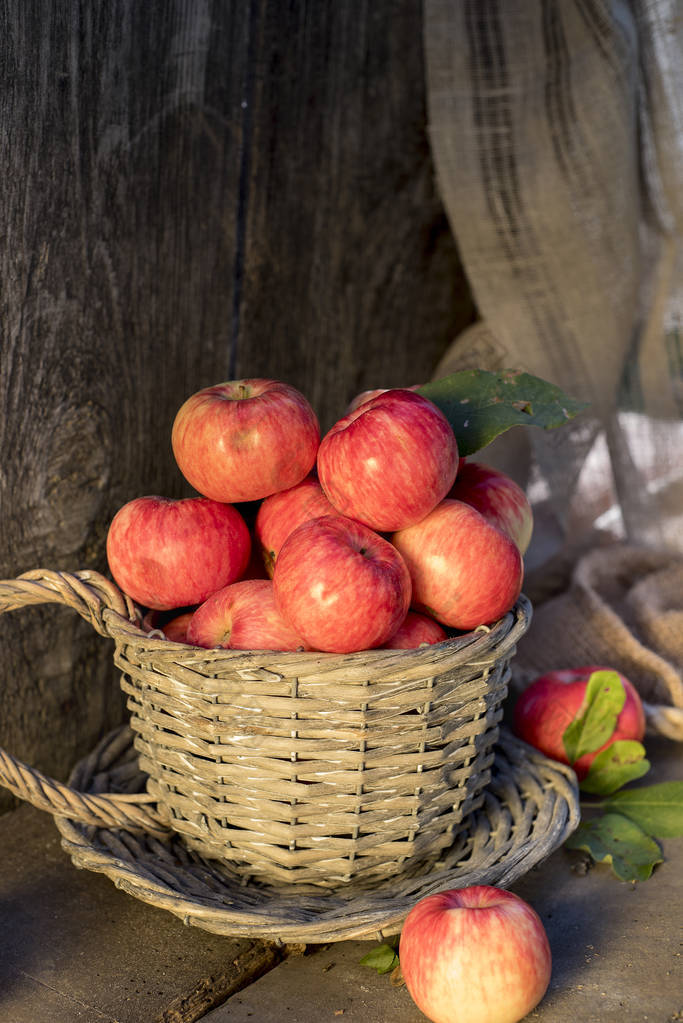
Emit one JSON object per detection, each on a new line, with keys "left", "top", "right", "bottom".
{"left": 424, "top": 0, "right": 683, "bottom": 567}
{"left": 511, "top": 543, "right": 683, "bottom": 741}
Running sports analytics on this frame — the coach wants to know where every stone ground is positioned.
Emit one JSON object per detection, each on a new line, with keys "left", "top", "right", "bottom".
{"left": 0, "top": 737, "right": 681, "bottom": 1023}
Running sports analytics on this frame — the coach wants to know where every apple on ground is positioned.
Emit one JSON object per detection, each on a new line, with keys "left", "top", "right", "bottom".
{"left": 399, "top": 885, "right": 552, "bottom": 1023}
{"left": 187, "top": 579, "right": 310, "bottom": 651}
{"left": 272, "top": 514, "right": 411, "bottom": 654}
{"left": 392, "top": 499, "right": 523, "bottom": 630}
{"left": 513, "top": 665, "right": 646, "bottom": 779}
{"left": 382, "top": 610, "right": 447, "bottom": 649}
{"left": 171, "top": 378, "right": 320, "bottom": 503}
{"left": 106, "top": 495, "right": 251, "bottom": 610}
{"left": 254, "top": 474, "right": 336, "bottom": 576}
{"left": 448, "top": 460, "right": 533, "bottom": 554}
{"left": 317, "top": 388, "right": 459, "bottom": 532}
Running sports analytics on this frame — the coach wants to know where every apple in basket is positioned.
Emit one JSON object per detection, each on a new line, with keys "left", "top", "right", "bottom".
{"left": 187, "top": 579, "right": 310, "bottom": 651}
{"left": 171, "top": 378, "right": 320, "bottom": 503}
{"left": 254, "top": 473, "right": 336, "bottom": 576}
{"left": 316, "top": 388, "right": 459, "bottom": 532}
{"left": 399, "top": 886, "right": 552, "bottom": 1023}
{"left": 392, "top": 500, "right": 523, "bottom": 630}
{"left": 513, "top": 666, "right": 646, "bottom": 779}
{"left": 448, "top": 460, "right": 533, "bottom": 555}
{"left": 382, "top": 610, "right": 447, "bottom": 649}
{"left": 272, "top": 514, "right": 411, "bottom": 653}
{"left": 106, "top": 495, "right": 251, "bottom": 610}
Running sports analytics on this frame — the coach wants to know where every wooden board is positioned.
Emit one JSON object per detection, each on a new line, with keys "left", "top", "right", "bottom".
{"left": 0, "top": 1, "right": 474, "bottom": 806}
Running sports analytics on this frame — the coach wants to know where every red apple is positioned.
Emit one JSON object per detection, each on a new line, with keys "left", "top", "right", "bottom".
{"left": 254, "top": 474, "right": 336, "bottom": 576}
{"left": 513, "top": 666, "right": 646, "bottom": 779}
{"left": 272, "top": 514, "right": 411, "bottom": 653}
{"left": 448, "top": 460, "right": 533, "bottom": 554}
{"left": 399, "top": 886, "right": 552, "bottom": 1023}
{"left": 382, "top": 610, "right": 447, "bottom": 649}
{"left": 171, "top": 379, "right": 320, "bottom": 503}
{"left": 106, "top": 496, "right": 251, "bottom": 610}
{"left": 344, "top": 383, "right": 420, "bottom": 415}
{"left": 240, "top": 537, "right": 270, "bottom": 580}
{"left": 187, "top": 579, "right": 310, "bottom": 651}
{"left": 160, "top": 611, "right": 194, "bottom": 644}
{"left": 392, "top": 499, "right": 523, "bottom": 630}
{"left": 317, "top": 389, "right": 459, "bottom": 532}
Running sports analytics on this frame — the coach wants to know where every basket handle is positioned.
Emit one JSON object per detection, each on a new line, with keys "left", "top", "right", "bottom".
{"left": 0, "top": 567, "right": 138, "bottom": 636}
{"left": 0, "top": 568, "right": 170, "bottom": 836}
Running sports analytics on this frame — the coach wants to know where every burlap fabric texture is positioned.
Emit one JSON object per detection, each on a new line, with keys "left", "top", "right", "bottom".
{"left": 512, "top": 544, "right": 683, "bottom": 742}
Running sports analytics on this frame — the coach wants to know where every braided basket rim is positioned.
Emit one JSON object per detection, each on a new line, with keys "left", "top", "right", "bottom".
{"left": 103, "top": 594, "right": 533, "bottom": 681}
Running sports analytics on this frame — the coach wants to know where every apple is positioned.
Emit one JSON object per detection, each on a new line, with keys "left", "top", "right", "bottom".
{"left": 316, "top": 388, "right": 459, "bottom": 532}
{"left": 399, "top": 885, "right": 552, "bottom": 1023}
{"left": 106, "top": 495, "right": 251, "bottom": 610}
{"left": 240, "top": 536, "right": 270, "bottom": 580}
{"left": 344, "top": 383, "right": 420, "bottom": 415}
{"left": 392, "top": 499, "right": 523, "bottom": 630}
{"left": 272, "top": 514, "right": 411, "bottom": 653}
{"left": 171, "top": 379, "right": 320, "bottom": 503}
{"left": 142, "top": 609, "right": 195, "bottom": 643}
{"left": 448, "top": 460, "right": 533, "bottom": 554}
{"left": 159, "top": 611, "right": 194, "bottom": 643}
{"left": 187, "top": 579, "right": 310, "bottom": 651}
{"left": 513, "top": 666, "right": 646, "bottom": 779}
{"left": 382, "top": 610, "right": 447, "bottom": 649}
{"left": 254, "top": 474, "right": 336, "bottom": 576}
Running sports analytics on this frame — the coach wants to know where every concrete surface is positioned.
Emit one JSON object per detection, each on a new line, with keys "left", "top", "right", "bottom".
{"left": 0, "top": 738, "right": 681, "bottom": 1023}
{"left": 0, "top": 804, "right": 257, "bottom": 1023}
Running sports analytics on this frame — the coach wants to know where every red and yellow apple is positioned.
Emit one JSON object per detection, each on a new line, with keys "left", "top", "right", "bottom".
{"left": 106, "top": 496, "right": 251, "bottom": 610}
{"left": 273, "top": 514, "right": 411, "bottom": 653}
{"left": 187, "top": 579, "right": 310, "bottom": 651}
{"left": 159, "top": 611, "right": 194, "bottom": 644}
{"left": 317, "top": 389, "right": 459, "bottom": 532}
{"left": 254, "top": 474, "right": 336, "bottom": 576}
{"left": 399, "top": 886, "right": 552, "bottom": 1023}
{"left": 448, "top": 460, "right": 533, "bottom": 554}
{"left": 392, "top": 499, "right": 523, "bottom": 630}
{"left": 171, "top": 379, "right": 320, "bottom": 503}
{"left": 513, "top": 666, "right": 646, "bottom": 779}
{"left": 382, "top": 610, "right": 447, "bottom": 649}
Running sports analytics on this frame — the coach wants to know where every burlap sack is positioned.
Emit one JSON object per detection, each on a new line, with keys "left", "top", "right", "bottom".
{"left": 512, "top": 544, "right": 683, "bottom": 741}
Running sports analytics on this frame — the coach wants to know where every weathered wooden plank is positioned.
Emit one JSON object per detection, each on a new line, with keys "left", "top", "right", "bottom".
{"left": 0, "top": 1, "right": 473, "bottom": 812}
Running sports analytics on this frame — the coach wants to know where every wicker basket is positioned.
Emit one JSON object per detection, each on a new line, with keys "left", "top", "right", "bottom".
{"left": 0, "top": 569, "right": 531, "bottom": 890}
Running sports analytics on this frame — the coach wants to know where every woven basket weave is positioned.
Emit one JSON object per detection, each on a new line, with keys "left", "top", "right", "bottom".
{"left": 55, "top": 723, "right": 580, "bottom": 944}
{"left": 0, "top": 569, "right": 531, "bottom": 889}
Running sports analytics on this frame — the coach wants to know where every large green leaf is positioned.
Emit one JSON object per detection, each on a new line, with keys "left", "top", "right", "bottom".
{"left": 417, "top": 369, "right": 587, "bottom": 456}
{"left": 604, "top": 782, "right": 683, "bottom": 838}
{"left": 580, "top": 741, "right": 650, "bottom": 796}
{"left": 566, "top": 814, "right": 663, "bottom": 882}
{"left": 562, "top": 670, "right": 626, "bottom": 764}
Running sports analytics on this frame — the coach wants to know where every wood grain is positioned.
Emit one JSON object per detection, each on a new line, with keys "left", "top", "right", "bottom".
{"left": 0, "top": 1, "right": 473, "bottom": 812}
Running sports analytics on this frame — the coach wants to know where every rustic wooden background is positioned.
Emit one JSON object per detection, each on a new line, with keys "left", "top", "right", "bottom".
{"left": 0, "top": 1, "right": 474, "bottom": 811}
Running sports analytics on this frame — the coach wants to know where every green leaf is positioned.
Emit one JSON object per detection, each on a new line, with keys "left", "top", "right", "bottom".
{"left": 359, "top": 943, "right": 400, "bottom": 975}
{"left": 580, "top": 741, "right": 650, "bottom": 796}
{"left": 565, "top": 813, "right": 663, "bottom": 881}
{"left": 416, "top": 369, "right": 587, "bottom": 457}
{"left": 562, "top": 670, "right": 626, "bottom": 764}
{"left": 604, "top": 782, "right": 683, "bottom": 838}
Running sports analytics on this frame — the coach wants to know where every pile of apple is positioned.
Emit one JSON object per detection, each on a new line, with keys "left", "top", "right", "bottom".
{"left": 106, "top": 379, "right": 533, "bottom": 654}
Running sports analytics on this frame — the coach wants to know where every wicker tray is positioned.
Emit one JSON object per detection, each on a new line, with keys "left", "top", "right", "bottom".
{"left": 0, "top": 569, "right": 534, "bottom": 890}
{"left": 54, "top": 723, "right": 580, "bottom": 944}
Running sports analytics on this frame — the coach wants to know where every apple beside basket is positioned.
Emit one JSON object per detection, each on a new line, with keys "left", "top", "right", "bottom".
{"left": 0, "top": 567, "right": 533, "bottom": 889}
